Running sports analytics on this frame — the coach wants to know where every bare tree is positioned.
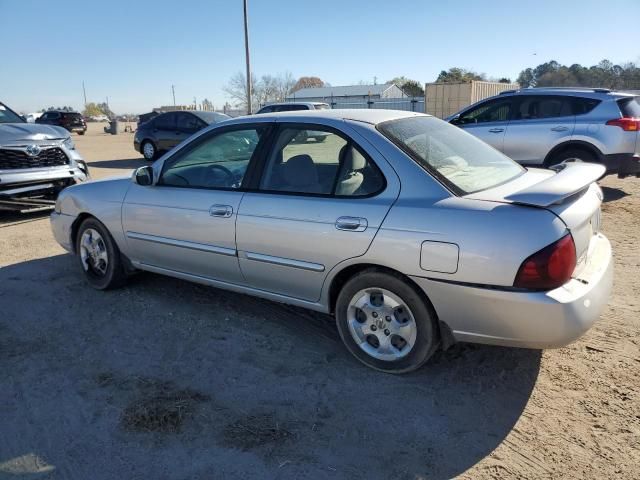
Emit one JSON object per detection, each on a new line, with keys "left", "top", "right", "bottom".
{"left": 222, "top": 71, "right": 258, "bottom": 109}
{"left": 274, "top": 71, "right": 296, "bottom": 102}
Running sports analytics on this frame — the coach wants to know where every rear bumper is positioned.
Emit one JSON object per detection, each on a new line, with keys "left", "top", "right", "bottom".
{"left": 602, "top": 153, "right": 640, "bottom": 178}
{"left": 411, "top": 233, "right": 613, "bottom": 349}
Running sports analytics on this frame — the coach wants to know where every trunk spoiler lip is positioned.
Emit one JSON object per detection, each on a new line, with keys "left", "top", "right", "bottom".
{"left": 502, "top": 163, "right": 605, "bottom": 207}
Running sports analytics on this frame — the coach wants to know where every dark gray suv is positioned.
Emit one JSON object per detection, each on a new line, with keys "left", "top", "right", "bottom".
{"left": 448, "top": 88, "right": 640, "bottom": 178}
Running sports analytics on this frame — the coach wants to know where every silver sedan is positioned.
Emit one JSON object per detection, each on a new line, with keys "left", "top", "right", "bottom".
{"left": 51, "top": 110, "right": 613, "bottom": 373}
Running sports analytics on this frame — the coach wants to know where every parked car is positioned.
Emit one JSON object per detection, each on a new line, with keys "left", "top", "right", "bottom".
{"left": 0, "top": 101, "right": 89, "bottom": 198}
{"left": 447, "top": 88, "right": 640, "bottom": 178}
{"left": 255, "top": 102, "right": 330, "bottom": 114}
{"left": 51, "top": 109, "right": 612, "bottom": 373}
{"left": 134, "top": 110, "right": 230, "bottom": 160}
{"left": 36, "top": 110, "right": 87, "bottom": 135}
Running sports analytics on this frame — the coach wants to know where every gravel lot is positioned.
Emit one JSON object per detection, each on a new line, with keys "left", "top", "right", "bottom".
{"left": 1, "top": 123, "right": 638, "bottom": 479}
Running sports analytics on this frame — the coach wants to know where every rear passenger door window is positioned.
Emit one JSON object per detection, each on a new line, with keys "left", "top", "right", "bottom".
{"left": 259, "top": 126, "right": 384, "bottom": 197}
{"left": 513, "top": 96, "right": 573, "bottom": 120}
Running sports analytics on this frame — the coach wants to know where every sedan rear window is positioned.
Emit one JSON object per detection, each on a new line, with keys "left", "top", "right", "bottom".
{"left": 378, "top": 116, "right": 524, "bottom": 195}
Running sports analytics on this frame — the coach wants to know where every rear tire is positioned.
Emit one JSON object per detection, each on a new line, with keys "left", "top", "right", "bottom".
{"left": 546, "top": 148, "right": 596, "bottom": 168}
{"left": 77, "top": 131, "right": 85, "bottom": 136}
{"left": 141, "top": 140, "right": 157, "bottom": 161}
{"left": 76, "top": 217, "right": 127, "bottom": 290}
{"left": 335, "top": 269, "right": 438, "bottom": 373}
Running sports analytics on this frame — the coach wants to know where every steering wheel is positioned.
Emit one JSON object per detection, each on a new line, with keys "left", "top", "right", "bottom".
{"left": 205, "top": 164, "right": 234, "bottom": 187}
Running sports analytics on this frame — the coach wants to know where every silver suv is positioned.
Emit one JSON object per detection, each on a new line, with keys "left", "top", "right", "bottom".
{"left": 0, "top": 101, "right": 89, "bottom": 202}
{"left": 448, "top": 88, "right": 640, "bottom": 178}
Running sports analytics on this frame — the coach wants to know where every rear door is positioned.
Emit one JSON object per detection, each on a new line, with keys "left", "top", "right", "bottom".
{"left": 453, "top": 98, "right": 512, "bottom": 152}
{"left": 502, "top": 95, "right": 575, "bottom": 165}
{"left": 153, "top": 112, "right": 178, "bottom": 151}
{"left": 235, "top": 122, "right": 399, "bottom": 302}
{"left": 174, "top": 112, "right": 204, "bottom": 147}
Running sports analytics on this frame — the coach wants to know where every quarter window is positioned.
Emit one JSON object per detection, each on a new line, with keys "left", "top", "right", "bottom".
{"left": 159, "top": 128, "right": 262, "bottom": 189}
{"left": 260, "top": 127, "right": 384, "bottom": 196}
{"left": 573, "top": 97, "right": 601, "bottom": 115}
{"left": 458, "top": 99, "right": 511, "bottom": 124}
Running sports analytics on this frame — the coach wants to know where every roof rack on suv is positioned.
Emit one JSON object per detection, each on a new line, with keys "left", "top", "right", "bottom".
{"left": 498, "top": 89, "right": 519, "bottom": 95}
{"left": 530, "top": 87, "right": 612, "bottom": 93}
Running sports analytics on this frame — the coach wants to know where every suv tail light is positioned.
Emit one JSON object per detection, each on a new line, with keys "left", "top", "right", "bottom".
{"left": 606, "top": 117, "right": 640, "bottom": 131}
{"left": 514, "top": 234, "right": 576, "bottom": 290}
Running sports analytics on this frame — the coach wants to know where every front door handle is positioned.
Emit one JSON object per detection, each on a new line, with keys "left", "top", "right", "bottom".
{"left": 209, "top": 204, "right": 233, "bottom": 218}
{"left": 551, "top": 126, "right": 569, "bottom": 132}
{"left": 488, "top": 128, "right": 504, "bottom": 133}
{"left": 335, "top": 216, "right": 368, "bottom": 232}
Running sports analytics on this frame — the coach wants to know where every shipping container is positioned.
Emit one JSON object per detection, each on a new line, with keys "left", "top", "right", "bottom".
{"left": 425, "top": 81, "right": 519, "bottom": 119}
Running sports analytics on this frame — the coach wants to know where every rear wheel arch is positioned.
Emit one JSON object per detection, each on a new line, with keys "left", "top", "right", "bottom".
{"left": 327, "top": 264, "right": 436, "bottom": 317}
{"left": 544, "top": 141, "right": 603, "bottom": 167}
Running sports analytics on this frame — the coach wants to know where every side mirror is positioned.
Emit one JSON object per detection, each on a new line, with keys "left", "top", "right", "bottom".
{"left": 449, "top": 115, "right": 461, "bottom": 125}
{"left": 133, "top": 166, "right": 154, "bottom": 186}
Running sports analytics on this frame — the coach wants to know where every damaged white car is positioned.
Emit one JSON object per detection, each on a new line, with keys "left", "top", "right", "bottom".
{"left": 0, "top": 101, "right": 89, "bottom": 209}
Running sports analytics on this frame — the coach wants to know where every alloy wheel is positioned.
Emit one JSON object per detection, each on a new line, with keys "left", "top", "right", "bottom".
{"left": 79, "top": 228, "right": 109, "bottom": 276}
{"left": 346, "top": 288, "right": 418, "bottom": 361}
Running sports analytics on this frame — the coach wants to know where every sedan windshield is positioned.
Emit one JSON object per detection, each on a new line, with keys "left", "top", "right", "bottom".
{"left": 0, "top": 103, "right": 25, "bottom": 124}
{"left": 378, "top": 116, "right": 524, "bottom": 194}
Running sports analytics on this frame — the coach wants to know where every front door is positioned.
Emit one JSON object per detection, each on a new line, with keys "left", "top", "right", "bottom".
{"left": 122, "top": 125, "right": 267, "bottom": 284}
{"left": 454, "top": 97, "right": 513, "bottom": 152}
{"left": 236, "top": 123, "right": 398, "bottom": 302}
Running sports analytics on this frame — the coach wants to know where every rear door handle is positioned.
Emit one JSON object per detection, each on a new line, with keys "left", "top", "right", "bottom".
{"left": 209, "top": 204, "right": 233, "bottom": 218}
{"left": 488, "top": 128, "right": 504, "bottom": 133}
{"left": 551, "top": 126, "right": 569, "bottom": 132}
{"left": 335, "top": 216, "right": 368, "bottom": 232}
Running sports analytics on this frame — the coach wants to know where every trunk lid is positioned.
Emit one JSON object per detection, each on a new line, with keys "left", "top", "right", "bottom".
{"left": 467, "top": 163, "right": 605, "bottom": 264}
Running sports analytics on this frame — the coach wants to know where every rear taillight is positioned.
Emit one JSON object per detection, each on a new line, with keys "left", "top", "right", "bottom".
{"left": 514, "top": 234, "right": 576, "bottom": 290}
{"left": 606, "top": 117, "right": 640, "bottom": 131}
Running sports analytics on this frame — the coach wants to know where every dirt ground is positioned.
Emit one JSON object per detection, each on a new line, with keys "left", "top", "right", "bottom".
{"left": 0, "top": 123, "right": 638, "bottom": 479}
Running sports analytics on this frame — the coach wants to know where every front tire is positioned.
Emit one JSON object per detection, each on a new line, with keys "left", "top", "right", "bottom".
{"left": 335, "top": 270, "right": 438, "bottom": 373}
{"left": 76, "top": 217, "right": 127, "bottom": 290}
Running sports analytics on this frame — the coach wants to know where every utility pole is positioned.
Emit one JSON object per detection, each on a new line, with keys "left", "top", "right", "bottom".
{"left": 243, "top": 0, "right": 252, "bottom": 114}
{"left": 82, "top": 81, "right": 87, "bottom": 107}
{"left": 171, "top": 85, "right": 176, "bottom": 106}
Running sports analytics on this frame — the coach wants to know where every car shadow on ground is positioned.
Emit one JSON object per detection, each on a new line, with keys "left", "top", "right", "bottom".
{"left": 88, "top": 158, "right": 147, "bottom": 169}
{"left": 600, "top": 185, "right": 629, "bottom": 203}
{"left": 1, "top": 254, "right": 541, "bottom": 480}
{"left": 0, "top": 209, "right": 52, "bottom": 227}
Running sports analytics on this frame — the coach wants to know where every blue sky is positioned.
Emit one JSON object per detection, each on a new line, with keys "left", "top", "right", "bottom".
{"left": 1, "top": 0, "right": 638, "bottom": 114}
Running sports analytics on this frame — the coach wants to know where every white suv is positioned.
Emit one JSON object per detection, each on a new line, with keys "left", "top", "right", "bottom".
{"left": 255, "top": 102, "right": 330, "bottom": 114}
{"left": 448, "top": 88, "right": 640, "bottom": 178}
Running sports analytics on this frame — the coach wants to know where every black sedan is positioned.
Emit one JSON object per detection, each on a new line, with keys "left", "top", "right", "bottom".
{"left": 134, "top": 110, "right": 230, "bottom": 160}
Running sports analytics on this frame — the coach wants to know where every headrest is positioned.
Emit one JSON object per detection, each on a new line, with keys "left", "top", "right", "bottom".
{"left": 341, "top": 146, "right": 366, "bottom": 171}
{"left": 281, "top": 154, "right": 318, "bottom": 187}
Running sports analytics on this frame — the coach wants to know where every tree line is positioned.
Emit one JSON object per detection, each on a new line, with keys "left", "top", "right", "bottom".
{"left": 222, "top": 59, "right": 640, "bottom": 109}
{"left": 517, "top": 60, "right": 640, "bottom": 89}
